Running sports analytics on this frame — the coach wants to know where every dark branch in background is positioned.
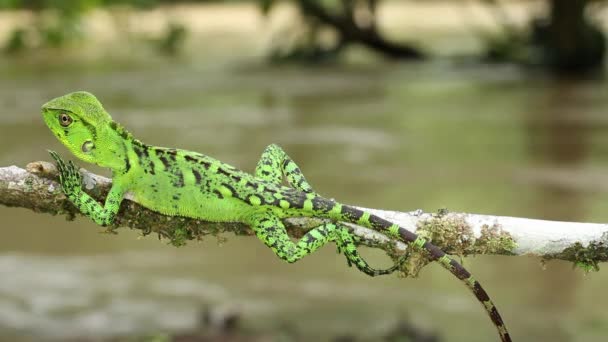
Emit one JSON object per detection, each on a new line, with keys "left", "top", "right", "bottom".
{"left": 298, "top": 0, "right": 424, "bottom": 59}
{"left": 2, "top": 161, "right": 608, "bottom": 275}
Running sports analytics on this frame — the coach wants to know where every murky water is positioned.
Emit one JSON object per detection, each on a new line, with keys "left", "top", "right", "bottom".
{"left": 2, "top": 19, "right": 608, "bottom": 342}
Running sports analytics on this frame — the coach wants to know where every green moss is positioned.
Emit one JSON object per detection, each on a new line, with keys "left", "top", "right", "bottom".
{"left": 416, "top": 214, "right": 475, "bottom": 256}
{"left": 474, "top": 224, "right": 517, "bottom": 255}
{"left": 396, "top": 249, "right": 430, "bottom": 278}
{"left": 435, "top": 207, "right": 450, "bottom": 217}
{"left": 396, "top": 212, "right": 516, "bottom": 277}
{"left": 547, "top": 234, "right": 608, "bottom": 272}
{"left": 396, "top": 214, "right": 472, "bottom": 277}
{"left": 168, "top": 225, "right": 191, "bottom": 247}
{"left": 23, "top": 176, "right": 34, "bottom": 192}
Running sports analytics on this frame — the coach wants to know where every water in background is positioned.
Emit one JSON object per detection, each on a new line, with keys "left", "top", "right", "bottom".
{"left": 1, "top": 7, "right": 608, "bottom": 342}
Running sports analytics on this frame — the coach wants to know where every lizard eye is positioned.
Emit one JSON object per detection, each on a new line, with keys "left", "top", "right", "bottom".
{"left": 59, "top": 113, "right": 72, "bottom": 127}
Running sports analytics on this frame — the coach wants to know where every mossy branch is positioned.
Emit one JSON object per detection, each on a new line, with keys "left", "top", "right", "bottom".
{"left": 2, "top": 162, "right": 608, "bottom": 274}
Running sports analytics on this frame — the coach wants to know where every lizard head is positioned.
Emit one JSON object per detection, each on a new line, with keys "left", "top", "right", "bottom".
{"left": 41, "top": 91, "right": 124, "bottom": 169}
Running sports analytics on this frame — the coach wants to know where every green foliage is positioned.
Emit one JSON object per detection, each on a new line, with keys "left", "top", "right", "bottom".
{"left": 0, "top": 0, "right": 100, "bottom": 11}
{"left": 3, "top": 28, "right": 26, "bottom": 54}
{"left": 2, "top": 0, "right": 92, "bottom": 52}
{"left": 0, "top": 0, "right": 21, "bottom": 8}
{"left": 1, "top": 0, "right": 195, "bottom": 54}
{"left": 155, "top": 21, "right": 188, "bottom": 56}
{"left": 258, "top": 0, "right": 275, "bottom": 16}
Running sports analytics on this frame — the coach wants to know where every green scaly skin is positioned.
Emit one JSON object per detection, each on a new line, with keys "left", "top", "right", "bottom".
{"left": 42, "top": 91, "right": 511, "bottom": 342}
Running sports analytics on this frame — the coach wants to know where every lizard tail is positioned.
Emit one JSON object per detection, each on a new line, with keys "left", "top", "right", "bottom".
{"left": 332, "top": 204, "right": 512, "bottom": 342}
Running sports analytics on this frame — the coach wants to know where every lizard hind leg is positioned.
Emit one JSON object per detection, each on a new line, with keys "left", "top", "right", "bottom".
{"left": 255, "top": 144, "right": 315, "bottom": 193}
{"left": 250, "top": 211, "right": 402, "bottom": 277}
{"left": 333, "top": 223, "right": 403, "bottom": 277}
{"left": 249, "top": 211, "right": 335, "bottom": 264}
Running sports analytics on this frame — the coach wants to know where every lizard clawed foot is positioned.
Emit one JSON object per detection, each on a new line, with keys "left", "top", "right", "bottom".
{"left": 48, "top": 150, "right": 82, "bottom": 197}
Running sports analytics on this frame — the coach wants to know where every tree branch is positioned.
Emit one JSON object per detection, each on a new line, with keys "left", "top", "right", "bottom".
{"left": 2, "top": 162, "right": 608, "bottom": 273}
{"left": 298, "top": 0, "right": 425, "bottom": 59}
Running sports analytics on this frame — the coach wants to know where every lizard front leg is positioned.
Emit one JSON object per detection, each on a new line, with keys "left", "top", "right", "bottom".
{"left": 50, "top": 151, "right": 125, "bottom": 228}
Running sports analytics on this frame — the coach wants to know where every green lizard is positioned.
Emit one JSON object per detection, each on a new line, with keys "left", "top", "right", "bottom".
{"left": 42, "top": 91, "right": 511, "bottom": 342}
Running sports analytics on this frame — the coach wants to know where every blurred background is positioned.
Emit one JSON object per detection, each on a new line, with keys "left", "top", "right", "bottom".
{"left": 1, "top": 0, "right": 608, "bottom": 341}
